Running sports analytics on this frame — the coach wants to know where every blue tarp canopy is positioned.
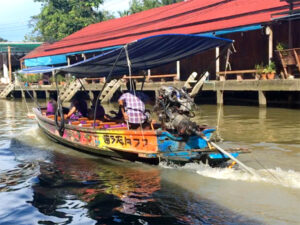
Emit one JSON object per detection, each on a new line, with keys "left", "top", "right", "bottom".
{"left": 20, "top": 34, "right": 233, "bottom": 78}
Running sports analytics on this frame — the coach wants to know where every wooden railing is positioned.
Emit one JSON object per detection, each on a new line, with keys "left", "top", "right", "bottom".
{"left": 276, "top": 48, "right": 300, "bottom": 78}
{"left": 124, "top": 74, "right": 177, "bottom": 82}
{"left": 86, "top": 74, "right": 177, "bottom": 83}
{"left": 217, "top": 70, "right": 259, "bottom": 81}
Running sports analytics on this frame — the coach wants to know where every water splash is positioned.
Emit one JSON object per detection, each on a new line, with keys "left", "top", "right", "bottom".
{"left": 159, "top": 161, "right": 300, "bottom": 189}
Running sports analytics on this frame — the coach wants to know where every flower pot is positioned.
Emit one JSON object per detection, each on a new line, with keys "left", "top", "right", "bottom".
{"left": 260, "top": 73, "right": 267, "bottom": 80}
{"left": 267, "top": 73, "right": 275, "bottom": 80}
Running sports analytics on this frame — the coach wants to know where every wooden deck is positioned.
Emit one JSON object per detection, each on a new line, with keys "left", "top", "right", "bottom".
{"left": 3, "top": 79, "right": 300, "bottom": 92}
{"left": 2, "top": 79, "right": 300, "bottom": 106}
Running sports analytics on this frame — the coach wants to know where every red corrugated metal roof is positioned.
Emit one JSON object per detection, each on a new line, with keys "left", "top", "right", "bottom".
{"left": 24, "top": 0, "right": 298, "bottom": 59}
{"left": 20, "top": 43, "right": 51, "bottom": 60}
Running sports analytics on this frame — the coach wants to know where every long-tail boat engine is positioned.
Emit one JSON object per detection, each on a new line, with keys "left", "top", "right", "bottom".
{"left": 155, "top": 86, "right": 204, "bottom": 137}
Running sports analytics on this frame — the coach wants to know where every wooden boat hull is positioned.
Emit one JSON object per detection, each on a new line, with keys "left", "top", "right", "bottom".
{"left": 33, "top": 108, "right": 239, "bottom": 165}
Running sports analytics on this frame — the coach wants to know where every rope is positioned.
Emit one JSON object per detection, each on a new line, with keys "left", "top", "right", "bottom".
{"left": 215, "top": 43, "right": 235, "bottom": 141}
{"left": 54, "top": 72, "right": 65, "bottom": 137}
{"left": 124, "top": 45, "right": 145, "bottom": 137}
{"left": 92, "top": 47, "right": 124, "bottom": 128}
{"left": 14, "top": 73, "right": 41, "bottom": 113}
{"left": 250, "top": 153, "right": 283, "bottom": 184}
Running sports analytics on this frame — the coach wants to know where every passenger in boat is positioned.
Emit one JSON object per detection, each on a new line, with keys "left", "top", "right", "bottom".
{"left": 88, "top": 99, "right": 106, "bottom": 121}
{"left": 118, "top": 81, "right": 150, "bottom": 129}
{"left": 46, "top": 92, "right": 57, "bottom": 115}
{"left": 65, "top": 92, "right": 88, "bottom": 120}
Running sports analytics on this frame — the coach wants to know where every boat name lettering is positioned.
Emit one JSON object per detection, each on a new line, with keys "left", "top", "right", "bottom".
{"left": 103, "top": 134, "right": 148, "bottom": 147}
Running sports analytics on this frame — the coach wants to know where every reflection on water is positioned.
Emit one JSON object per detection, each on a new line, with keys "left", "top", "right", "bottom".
{"left": 0, "top": 99, "right": 300, "bottom": 224}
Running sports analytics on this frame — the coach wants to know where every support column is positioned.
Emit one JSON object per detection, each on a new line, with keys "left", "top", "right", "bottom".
{"left": 266, "top": 26, "right": 273, "bottom": 64}
{"left": 51, "top": 71, "right": 55, "bottom": 85}
{"left": 33, "top": 91, "right": 37, "bottom": 99}
{"left": 8, "top": 46, "right": 12, "bottom": 82}
{"left": 2, "top": 53, "right": 9, "bottom": 83}
{"left": 89, "top": 91, "right": 94, "bottom": 100}
{"left": 176, "top": 60, "right": 180, "bottom": 80}
{"left": 216, "top": 47, "right": 220, "bottom": 80}
{"left": 45, "top": 91, "right": 50, "bottom": 99}
{"left": 67, "top": 56, "right": 71, "bottom": 66}
{"left": 258, "top": 90, "right": 267, "bottom": 106}
{"left": 147, "top": 69, "right": 151, "bottom": 82}
{"left": 217, "top": 90, "right": 223, "bottom": 105}
{"left": 21, "top": 90, "right": 25, "bottom": 99}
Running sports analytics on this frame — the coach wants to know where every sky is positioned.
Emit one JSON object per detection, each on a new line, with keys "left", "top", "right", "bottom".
{"left": 0, "top": 0, "right": 130, "bottom": 42}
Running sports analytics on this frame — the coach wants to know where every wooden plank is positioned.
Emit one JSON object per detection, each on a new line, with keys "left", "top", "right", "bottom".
{"left": 124, "top": 74, "right": 177, "bottom": 79}
{"left": 278, "top": 51, "right": 288, "bottom": 78}
{"left": 189, "top": 72, "right": 209, "bottom": 97}
{"left": 293, "top": 49, "right": 300, "bottom": 73}
{"left": 217, "top": 69, "right": 257, "bottom": 75}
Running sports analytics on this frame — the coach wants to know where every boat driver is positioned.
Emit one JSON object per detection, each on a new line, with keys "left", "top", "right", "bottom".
{"left": 118, "top": 81, "right": 149, "bottom": 129}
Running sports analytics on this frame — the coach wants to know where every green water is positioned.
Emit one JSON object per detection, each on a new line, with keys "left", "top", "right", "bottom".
{"left": 0, "top": 99, "right": 299, "bottom": 225}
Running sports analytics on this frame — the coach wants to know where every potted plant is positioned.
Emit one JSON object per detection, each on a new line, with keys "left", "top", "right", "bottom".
{"left": 276, "top": 42, "right": 295, "bottom": 65}
{"left": 266, "top": 61, "right": 276, "bottom": 80}
{"left": 255, "top": 63, "right": 264, "bottom": 80}
{"left": 261, "top": 67, "right": 267, "bottom": 80}
{"left": 276, "top": 42, "right": 288, "bottom": 52}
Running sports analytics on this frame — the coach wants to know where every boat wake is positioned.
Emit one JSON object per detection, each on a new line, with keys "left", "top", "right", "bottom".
{"left": 159, "top": 161, "right": 300, "bottom": 189}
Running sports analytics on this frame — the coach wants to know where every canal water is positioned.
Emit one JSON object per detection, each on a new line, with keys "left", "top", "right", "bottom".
{"left": 0, "top": 99, "right": 299, "bottom": 225}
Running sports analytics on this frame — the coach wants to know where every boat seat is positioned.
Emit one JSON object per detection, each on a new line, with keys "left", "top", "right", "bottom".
{"left": 100, "top": 122, "right": 117, "bottom": 125}
{"left": 107, "top": 126, "right": 128, "bottom": 130}
{"left": 71, "top": 121, "right": 80, "bottom": 125}
{"left": 78, "top": 117, "right": 88, "bottom": 121}
{"left": 47, "top": 115, "right": 55, "bottom": 119}
{"left": 86, "top": 120, "right": 101, "bottom": 124}
{"left": 82, "top": 124, "right": 91, "bottom": 128}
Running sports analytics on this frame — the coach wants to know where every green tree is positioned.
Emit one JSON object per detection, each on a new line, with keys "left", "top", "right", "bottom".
{"left": 0, "top": 37, "right": 7, "bottom": 42}
{"left": 120, "top": 0, "right": 183, "bottom": 16}
{"left": 26, "top": 0, "right": 115, "bottom": 42}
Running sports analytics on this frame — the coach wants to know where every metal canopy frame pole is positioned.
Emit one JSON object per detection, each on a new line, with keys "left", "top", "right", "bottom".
{"left": 54, "top": 71, "right": 65, "bottom": 136}
{"left": 92, "top": 47, "right": 125, "bottom": 128}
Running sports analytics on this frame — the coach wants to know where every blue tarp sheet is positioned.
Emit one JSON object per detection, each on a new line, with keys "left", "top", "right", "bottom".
{"left": 20, "top": 34, "right": 232, "bottom": 77}
{"left": 24, "top": 55, "right": 67, "bottom": 67}
{"left": 200, "top": 24, "right": 262, "bottom": 36}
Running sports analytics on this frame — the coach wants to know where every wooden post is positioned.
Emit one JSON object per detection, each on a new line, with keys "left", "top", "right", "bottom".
{"left": 33, "top": 90, "right": 37, "bottom": 99}
{"left": 2, "top": 52, "right": 9, "bottom": 83}
{"left": 288, "top": 0, "right": 293, "bottom": 49}
{"left": 216, "top": 47, "right": 220, "bottom": 80}
{"left": 51, "top": 71, "right": 55, "bottom": 85}
{"left": 258, "top": 91, "right": 267, "bottom": 106}
{"left": 21, "top": 90, "right": 25, "bottom": 99}
{"left": 217, "top": 90, "right": 224, "bottom": 105}
{"left": 8, "top": 46, "right": 12, "bottom": 82}
{"left": 266, "top": 26, "right": 273, "bottom": 64}
{"left": 45, "top": 91, "right": 50, "bottom": 99}
{"left": 176, "top": 60, "right": 180, "bottom": 80}
{"left": 89, "top": 91, "right": 94, "bottom": 100}
{"left": 147, "top": 69, "right": 151, "bottom": 82}
{"left": 20, "top": 59, "right": 24, "bottom": 69}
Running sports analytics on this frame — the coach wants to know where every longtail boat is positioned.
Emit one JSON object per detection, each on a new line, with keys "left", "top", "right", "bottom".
{"left": 21, "top": 34, "right": 249, "bottom": 167}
